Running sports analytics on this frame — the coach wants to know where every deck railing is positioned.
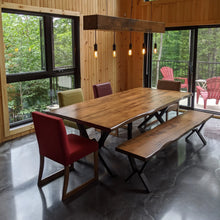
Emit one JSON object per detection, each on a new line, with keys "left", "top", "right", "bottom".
{"left": 152, "top": 60, "right": 220, "bottom": 80}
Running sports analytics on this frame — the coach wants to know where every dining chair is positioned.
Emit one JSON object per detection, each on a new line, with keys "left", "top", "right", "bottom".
{"left": 196, "top": 76, "right": 220, "bottom": 109}
{"left": 32, "top": 111, "right": 98, "bottom": 201}
{"left": 157, "top": 79, "right": 181, "bottom": 121}
{"left": 92, "top": 82, "right": 113, "bottom": 98}
{"left": 160, "top": 66, "right": 188, "bottom": 91}
{"left": 57, "top": 88, "right": 84, "bottom": 130}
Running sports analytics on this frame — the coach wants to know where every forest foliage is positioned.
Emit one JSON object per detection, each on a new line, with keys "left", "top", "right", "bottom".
{"left": 2, "top": 12, "right": 73, "bottom": 124}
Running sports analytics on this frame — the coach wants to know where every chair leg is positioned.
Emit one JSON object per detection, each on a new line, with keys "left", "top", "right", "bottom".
{"left": 38, "top": 155, "right": 44, "bottom": 186}
{"left": 197, "top": 91, "right": 200, "bottom": 104}
{"left": 62, "top": 151, "right": 99, "bottom": 201}
{"left": 204, "top": 100, "right": 207, "bottom": 109}
{"left": 62, "top": 166, "right": 70, "bottom": 201}
{"left": 38, "top": 155, "right": 65, "bottom": 187}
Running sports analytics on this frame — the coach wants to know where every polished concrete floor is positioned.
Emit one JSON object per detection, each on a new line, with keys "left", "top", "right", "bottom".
{"left": 1, "top": 115, "right": 220, "bottom": 220}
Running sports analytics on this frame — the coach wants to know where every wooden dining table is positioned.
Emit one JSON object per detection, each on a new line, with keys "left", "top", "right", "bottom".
{"left": 47, "top": 87, "right": 191, "bottom": 175}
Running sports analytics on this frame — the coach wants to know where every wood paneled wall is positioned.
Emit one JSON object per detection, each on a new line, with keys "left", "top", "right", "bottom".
{"left": 1, "top": 0, "right": 220, "bottom": 143}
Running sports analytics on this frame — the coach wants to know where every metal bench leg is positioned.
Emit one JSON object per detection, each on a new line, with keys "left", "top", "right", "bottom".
{"left": 185, "top": 122, "right": 207, "bottom": 145}
{"left": 126, "top": 156, "right": 151, "bottom": 192}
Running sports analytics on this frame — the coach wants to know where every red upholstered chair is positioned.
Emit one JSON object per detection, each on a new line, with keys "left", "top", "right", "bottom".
{"left": 32, "top": 111, "right": 98, "bottom": 201}
{"left": 93, "top": 82, "right": 113, "bottom": 98}
{"left": 160, "top": 66, "right": 188, "bottom": 91}
{"left": 196, "top": 77, "right": 220, "bottom": 109}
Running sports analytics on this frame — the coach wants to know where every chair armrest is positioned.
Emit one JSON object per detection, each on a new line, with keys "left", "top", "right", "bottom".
{"left": 196, "top": 86, "right": 206, "bottom": 92}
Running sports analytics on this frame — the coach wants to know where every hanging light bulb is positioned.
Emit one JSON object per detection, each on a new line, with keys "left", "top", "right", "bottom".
{"left": 94, "top": 43, "right": 98, "bottom": 58}
{"left": 128, "top": 32, "right": 132, "bottom": 56}
{"left": 128, "top": 43, "right": 132, "bottom": 56}
{"left": 153, "top": 42, "right": 157, "bottom": 54}
{"left": 113, "top": 32, "right": 116, "bottom": 58}
{"left": 153, "top": 33, "right": 157, "bottom": 54}
{"left": 94, "top": 30, "right": 98, "bottom": 58}
{"left": 142, "top": 43, "right": 146, "bottom": 55}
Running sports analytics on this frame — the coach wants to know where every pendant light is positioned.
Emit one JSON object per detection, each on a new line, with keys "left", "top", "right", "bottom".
{"left": 142, "top": 42, "right": 146, "bottom": 55}
{"left": 94, "top": 30, "right": 98, "bottom": 58}
{"left": 113, "top": 31, "right": 116, "bottom": 58}
{"left": 153, "top": 33, "right": 157, "bottom": 54}
{"left": 128, "top": 32, "right": 132, "bottom": 56}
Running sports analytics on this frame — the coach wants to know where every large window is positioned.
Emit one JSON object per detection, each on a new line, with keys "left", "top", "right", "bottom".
{"left": 2, "top": 9, "right": 80, "bottom": 127}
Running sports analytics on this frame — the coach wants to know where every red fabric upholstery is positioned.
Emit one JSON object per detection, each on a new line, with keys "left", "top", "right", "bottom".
{"left": 32, "top": 111, "right": 98, "bottom": 166}
{"left": 160, "top": 66, "right": 188, "bottom": 91}
{"left": 93, "top": 82, "right": 113, "bottom": 98}
{"left": 197, "top": 77, "right": 220, "bottom": 109}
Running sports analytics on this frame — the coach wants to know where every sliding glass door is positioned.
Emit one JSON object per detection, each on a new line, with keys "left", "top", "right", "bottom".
{"left": 196, "top": 27, "right": 220, "bottom": 112}
{"left": 151, "top": 30, "right": 191, "bottom": 107}
{"left": 145, "top": 26, "right": 220, "bottom": 115}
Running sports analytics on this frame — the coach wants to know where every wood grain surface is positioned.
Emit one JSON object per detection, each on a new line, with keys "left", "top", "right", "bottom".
{"left": 48, "top": 87, "right": 191, "bottom": 131}
{"left": 116, "top": 110, "right": 212, "bottom": 161}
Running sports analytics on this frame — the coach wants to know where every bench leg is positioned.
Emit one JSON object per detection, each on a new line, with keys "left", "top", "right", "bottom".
{"left": 125, "top": 156, "right": 151, "bottom": 193}
{"left": 185, "top": 122, "right": 207, "bottom": 145}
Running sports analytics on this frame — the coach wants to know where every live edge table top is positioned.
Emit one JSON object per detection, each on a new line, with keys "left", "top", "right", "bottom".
{"left": 47, "top": 87, "right": 191, "bottom": 132}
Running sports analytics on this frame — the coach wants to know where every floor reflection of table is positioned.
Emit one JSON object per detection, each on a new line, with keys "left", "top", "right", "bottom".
{"left": 196, "top": 79, "right": 206, "bottom": 89}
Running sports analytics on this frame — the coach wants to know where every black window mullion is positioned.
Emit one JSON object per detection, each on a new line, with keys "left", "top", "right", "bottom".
{"left": 190, "top": 28, "right": 198, "bottom": 108}
{"left": 44, "top": 16, "right": 53, "bottom": 74}
{"left": 74, "top": 17, "right": 80, "bottom": 88}
{"left": 144, "top": 33, "right": 152, "bottom": 88}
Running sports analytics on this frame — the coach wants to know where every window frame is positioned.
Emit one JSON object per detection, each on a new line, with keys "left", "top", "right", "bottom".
{"left": 3, "top": 8, "right": 80, "bottom": 86}
{"left": 2, "top": 8, "right": 81, "bottom": 127}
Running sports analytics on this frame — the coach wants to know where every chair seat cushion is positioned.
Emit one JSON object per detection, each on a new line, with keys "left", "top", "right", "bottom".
{"left": 66, "top": 134, "right": 98, "bottom": 164}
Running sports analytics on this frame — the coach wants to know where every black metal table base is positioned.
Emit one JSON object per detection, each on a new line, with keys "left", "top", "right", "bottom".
{"left": 77, "top": 123, "right": 114, "bottom": 175}
{"left": 138, "top": 108, "right": 167, "bottom": 129}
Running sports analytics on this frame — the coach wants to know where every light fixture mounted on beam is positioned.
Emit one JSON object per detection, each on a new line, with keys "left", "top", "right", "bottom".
{"left": 83, "top": 14, "right": 165, "bottom": 33}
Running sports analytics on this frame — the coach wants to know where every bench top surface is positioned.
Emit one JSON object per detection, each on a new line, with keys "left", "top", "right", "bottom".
{"left": 116, "top": 110, "right": 212, "bottom": 161}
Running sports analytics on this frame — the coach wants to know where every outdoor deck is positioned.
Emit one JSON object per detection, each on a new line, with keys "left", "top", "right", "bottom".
{"left": 180, "top": 92, "right": 220, "bottom": 113}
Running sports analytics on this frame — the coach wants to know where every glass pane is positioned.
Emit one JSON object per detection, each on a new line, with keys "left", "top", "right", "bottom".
{"left": 50, "top": 75, "right": 75, "bottom": 105}
{"left": 53, "top": 18, "right": 73, "bottom": 69}
{"left": 7, "top": 79, "right": 50, "bottom": 124}
{"left": 196, "top": 28, "right": 220, "bottom": 112}
{"left": 152, "top": 31, "right": 190, "bottom": 89}
{"left": 2, "top": 13, "right": 45, "bottom": 74}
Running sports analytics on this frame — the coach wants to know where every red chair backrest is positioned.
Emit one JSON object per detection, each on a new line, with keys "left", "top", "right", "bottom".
{"left": 206, "top": 77, "right": 220, "bottom": 99}
{"left": 160, "top": 67, "right": 174, "bottom": 80}
{"left": 93, "top": 82, "right": 113, "bottom": 98}
{"left": 32, "top": 111, "right": 69, "bottom": 165}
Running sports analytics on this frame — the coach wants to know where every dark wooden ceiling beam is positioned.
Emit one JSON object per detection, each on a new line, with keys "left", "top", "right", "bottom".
{"left": 83, "top": 14, "right": 165, "bottom": 33}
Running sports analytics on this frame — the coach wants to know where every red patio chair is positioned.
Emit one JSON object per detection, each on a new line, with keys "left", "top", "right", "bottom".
{"left": 196, "top": 76, "right": 220, "bottom": 109}
{"left": 32, "top": 111, "right": 98, "bottom": 201}
{"left": 160, "top": 66, "right": 188, "bottom": 91}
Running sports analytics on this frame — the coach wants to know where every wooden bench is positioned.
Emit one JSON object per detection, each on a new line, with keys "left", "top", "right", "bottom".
{"left": 116, "top": 110, "right": 213, "bottom": 192}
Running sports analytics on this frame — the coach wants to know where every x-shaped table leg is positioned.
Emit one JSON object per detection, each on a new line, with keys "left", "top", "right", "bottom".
{"left": 77, "top": 123, "right": 113, "bottom": 176}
